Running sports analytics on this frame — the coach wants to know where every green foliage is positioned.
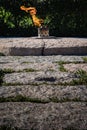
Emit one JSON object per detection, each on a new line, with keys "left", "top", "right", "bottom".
{"left": 19, "top": 16, "right": 33, "bottom": 28}
{"left": 44, "top": 15, "right": 51, "bottom": 26}
{"left": 0, "top": 7, "right": 15, "bottom": 28}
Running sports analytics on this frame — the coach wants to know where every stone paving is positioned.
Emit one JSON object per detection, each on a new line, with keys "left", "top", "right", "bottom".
{"left": 0, "top": 37, "right": 87, "bottom": 130}
{"left": 0, "top": 55, "right": 87, "bottom": 130}
{"left": 64, "top": 63, "right": 87, "bottom": 72}
{"left": 0, "top": 102, "right": 87, "bottom": 130}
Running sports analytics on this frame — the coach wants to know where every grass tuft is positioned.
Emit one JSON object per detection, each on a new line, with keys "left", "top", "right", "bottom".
{"left": 74, "top": 69, "right": 87, "bottom": 85}
{"left": 23, "top": 68, "right": 38, "bottom": 72}
{"left": 49, "top": 97, "right": 86, "bottom": 103}
{"left": 82, "top": 57, "right": 87, "bottom": 63}
{"left": 0, "top": 95, "right": 86, "bottom": 103}
{"left": 21, "top": 61, "right": 33, "bottom": 64}
{"left": 58, "top": 61, "right": 67, "bottom": 72}
{"left": 0, "top": 126, "right": 22, "bottom": 130}
{"left": 0, "top": 95, "right": 48, "bottom": 103}
{"left": 0, "top": 70, "right": 4, "bottom": 85}
{"left": 0, "top": 69, "right": 15, "bottom": 86}
{"left": 2, "top": 68, "right": 15, "bottom": 74}
{"left": 0, "top": 53, "right": 5, "bottom": 56}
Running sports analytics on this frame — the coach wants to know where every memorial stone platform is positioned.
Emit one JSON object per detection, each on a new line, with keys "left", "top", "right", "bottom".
{"left": 0, "top": 37, "right": 87, "bottom": 55}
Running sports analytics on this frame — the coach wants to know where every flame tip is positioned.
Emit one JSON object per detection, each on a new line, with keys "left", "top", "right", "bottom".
{"left": 20, "top": 5, "right": 44, "bottom": 27}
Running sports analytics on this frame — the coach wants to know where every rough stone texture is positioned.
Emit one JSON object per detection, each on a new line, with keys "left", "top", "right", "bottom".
{"left": 0, "top": 55, "right": 86, "bottom": 63}
{"left": 3, "top": 71, "right": 77, "bottom": 85}
{"left": 0, "top": 62, "right": 59, "bottom": 72}
{"left": 0, "top": 38, "right": 43, "bottom": 55}
{"left": 43, "top": 38, "right": 87, "bottom": 55}
{"left": 0, "top": 102, "right": 87, "bottom": 130}
{"left": 0, "top": 55, "right": 87, "bottom": 130}
{"left": 64, "top": 63, "right": 87, "bottom": 72}
{"left": 0, "top": 37, "right": 87, "bottom": 55}
{"left": 0, "top": 85, "right": 87, "bottom": 102}
{"left": 1, "top": 56, "right": 87, "bottom": 72}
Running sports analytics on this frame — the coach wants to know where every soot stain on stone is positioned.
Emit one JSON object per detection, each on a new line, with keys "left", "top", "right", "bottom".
{"left": 35, "top": 77, "right": 56, "bottom": 82}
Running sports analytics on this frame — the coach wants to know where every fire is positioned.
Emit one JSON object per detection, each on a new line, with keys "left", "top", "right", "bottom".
{"left": 20, "top": 6, "right": 44, "bottom": 27}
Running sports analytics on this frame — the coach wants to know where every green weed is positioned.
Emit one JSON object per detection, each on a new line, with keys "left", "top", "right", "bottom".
{"left": 23, "top": 68, "right": 38, "bottom": 72}
{"left": 0, "top": 95, "right": 48, "bottom": 103}
{"left": 58, "top": 61, "right": 67, "bottom": 72}
{"left": 82, "top": 57, "right": 87, "bottom": 63}
{"left": 0, "top": 53, "right": 5, "bottom": 56}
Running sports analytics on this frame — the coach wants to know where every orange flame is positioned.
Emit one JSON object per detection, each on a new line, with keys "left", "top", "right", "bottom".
{"left": 20, "top": 6, "right": 44, "bottom": 27}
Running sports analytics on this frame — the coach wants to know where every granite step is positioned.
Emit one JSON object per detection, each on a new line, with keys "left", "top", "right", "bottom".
{"left": 0, "top": 55, "right": 86, "bottom": 63}
{"left": 0, "top": 85, "right": 87, "bottom": 102}
{"left": 3, "top": 71, "right": 79, "bottom": 85}
{"left": 0, "top": 37, "right": 87, "bottom": 55}
{"left": 0, "top": 57, "right": 87, "bottom": 72}
{"left": 0, "top": 102, "right": 87, "bottom": 130}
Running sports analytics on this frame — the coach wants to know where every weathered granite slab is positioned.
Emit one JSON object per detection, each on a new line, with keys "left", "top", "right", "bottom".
{"left": 64, "top": 63, "right": 87, "bottom": 72}
{"left": 0, "top": 38, "right": 43, "bottom": 55}
{"left": 43, "top": 38, "right": 87, "bottom": 55}
{"left": 3, "top": 71, "right": 77, "bottom": 85}
{"left": 0, "top": 85, "right": 87, "bottom": 102}
{"left": 0, "top": 102, "right": 87, "bottom": 130}
{"left": 0, "top": 37, "right": 87, "bottom": 55}
{"left": 0, "top": 55, "right": 86, "bottom": 63}
{"left": 0, "top": 62, "right": 59, "bottom": 72}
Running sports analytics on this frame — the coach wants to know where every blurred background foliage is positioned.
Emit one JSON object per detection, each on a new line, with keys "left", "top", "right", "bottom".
{"left": 0, "top": 0, "right": 87, "bottom": 37}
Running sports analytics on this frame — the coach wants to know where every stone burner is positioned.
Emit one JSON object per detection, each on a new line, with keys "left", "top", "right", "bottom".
{"left": 38, "top": 26, "right": 49, "bottom": 38}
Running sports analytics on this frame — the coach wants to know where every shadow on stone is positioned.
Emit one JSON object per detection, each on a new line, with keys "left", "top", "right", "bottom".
{"left": 35, "top": 77, "right": 56, "bottom": 82}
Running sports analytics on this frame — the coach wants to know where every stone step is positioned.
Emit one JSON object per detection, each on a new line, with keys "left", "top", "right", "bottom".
{"left": 0, "top": 85, "right": 87, "bottom": 102}
{"left": 0, "top": 61, "right": 59, "bottom": 72}
{"left": 3, "top": 71, "right": 78, "bottom": 85}
{"left": 0, "top": 102, "right": 87, "bottom": 130}
{"left": 0, "top": 37, "right": 87, "bottom": 55}
{"left": 0, "top": 60, "right": 87, "bottom": 72}
{"left": 64, "top": 63, "right": 87, "bottom": 72}
{"left": 0, "top": 55, "right": 86, "bottom": 63}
